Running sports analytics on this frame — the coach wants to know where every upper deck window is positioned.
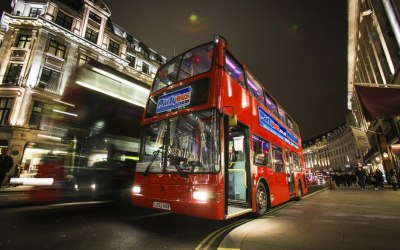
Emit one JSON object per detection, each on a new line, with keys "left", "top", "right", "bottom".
{"left": 264, "top": 92, "right": 278, "bottom": 117}
{"left": 278, "top": 106, "right": 286, "bottom": 123}
{"left": 225, "top": 52, "right": 245, "bottom": 88}
{"left": 246, "top": 73, "right": 265, "bottom": 106}
{"left": 152, "top": 43, "right": 213, "bottom": 93}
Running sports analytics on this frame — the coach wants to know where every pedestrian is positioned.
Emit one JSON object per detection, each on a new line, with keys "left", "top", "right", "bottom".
{"left": 0, "top": 147, "right": 14, "bottom": 189}
{"left": 389, "top": 169, "right": 398, "bottom": 191}
{"left": 355, "top": 167, "right": 366, "bottom": 190}
{"left": 375, "top": 169, "right": 384, "bottom": 190}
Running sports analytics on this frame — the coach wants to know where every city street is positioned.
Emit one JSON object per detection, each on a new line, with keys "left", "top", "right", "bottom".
{"left": 3, "top": 184, "right": 400, "bottom": 250}
{"left": 0, "top": 185, "right": 326, "bottom": 249}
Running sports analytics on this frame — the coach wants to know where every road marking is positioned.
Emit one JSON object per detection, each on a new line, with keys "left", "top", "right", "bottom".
{"left": 196, "top": 191, "right": 327, "bottom": 250}
{"left": 195, "top": 218, "right": 252, "bottom": 250}
{"left": 49, "top": 200, "right": 112, "bottom": 207}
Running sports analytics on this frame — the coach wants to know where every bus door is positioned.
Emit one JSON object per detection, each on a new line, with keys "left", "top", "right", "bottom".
{"left": 285, "top": 150, "right": 295, "bottom": 196}
{"left": 225, "top": 122, "right": 251, "bottom": 217}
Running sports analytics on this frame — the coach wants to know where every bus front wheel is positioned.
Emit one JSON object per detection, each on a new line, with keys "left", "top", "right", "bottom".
{"left": 255, "top": 182, "right": 268, "bottom": 216}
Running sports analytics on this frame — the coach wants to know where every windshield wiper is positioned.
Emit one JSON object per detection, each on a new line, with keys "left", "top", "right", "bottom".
{"left": 143, "top": 146, "right": 163, "bottom": 176}
{"left": 168, "top": 149, "right": 188, "bottom": 178}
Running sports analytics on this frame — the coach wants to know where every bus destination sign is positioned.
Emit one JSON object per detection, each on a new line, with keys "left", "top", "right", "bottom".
{"left": 258, "top": 106, "right": 299, "bottom": 149}
{"left": 156, "top": 86, "right": 192, "bottom": 114}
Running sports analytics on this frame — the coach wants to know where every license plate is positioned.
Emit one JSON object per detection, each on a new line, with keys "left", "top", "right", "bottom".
{"left": 153, "top": 201, "right": 171, "bottom": 210}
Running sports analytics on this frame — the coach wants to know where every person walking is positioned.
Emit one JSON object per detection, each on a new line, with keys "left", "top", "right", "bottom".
{"left": 375, "top": 169, "right": 384, "bottom": 190}
{"left": 0, "top": 147, "right": 14, "bottom": 189}
{"left": 389, "top": 169, "right": 398, "bottom": 191}
{"left": 355, "top": 167, "right": 366, "bottom": 190}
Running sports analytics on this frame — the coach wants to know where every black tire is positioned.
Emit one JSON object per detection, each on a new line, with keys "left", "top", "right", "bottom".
{"left": 296, "top": 181, "right": 303, "bottom": 200}
{"left": 255, "top": 182, "right": 268, "bottom": 216}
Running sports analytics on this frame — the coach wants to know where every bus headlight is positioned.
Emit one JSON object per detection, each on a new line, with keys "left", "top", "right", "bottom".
{"left": 132, "top": 186, "right": 141, "bottom": 194}
{"left": 193, "top": 191, "right": 208, "bottom": 201}
{"left": 90, "top": 183, "right": 96, "bottom": 190}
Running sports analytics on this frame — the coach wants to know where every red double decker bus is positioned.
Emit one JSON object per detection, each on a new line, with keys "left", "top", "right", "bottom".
{"left": 131, "top": 35, "right": 308, "bottom": 220}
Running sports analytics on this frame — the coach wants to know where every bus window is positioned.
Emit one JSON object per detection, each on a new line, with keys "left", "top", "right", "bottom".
{"left": 152, "top": 43, "right": 214, "bottom": 93}
{"left": 264, "top": 91, "right": 278, "bottom": 117}
{"left": 278, "top": 106, "right": 286, "bottom": 124}
{"left": 246, "top": 73, "right": 265, "bottom": 106}
{"left": 293, "top": 153, "right": 301, "bottom": 171}
{"left": 177, "top": 43, "right": 214, "bottom": 81}
{"left": 286, "top": 117, "right": 294, "bottom": 130}
{"left": 225, "top": 52, "right": 245, "bottom": 88}
{"left": 271, "top": 144, "right": 284, "bottom": 172}
{"left": 137, "top": 110, "right": 220, "bottom": 174}
{"left": 252, "top": 135, "right": 271, "bottom": 166}
{"left": 153, "top": 56, "right": 182, "bottom": 92}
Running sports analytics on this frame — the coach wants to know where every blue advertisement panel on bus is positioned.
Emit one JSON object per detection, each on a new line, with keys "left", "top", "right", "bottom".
{"left": 258, "top": 106, "right": 299, "bottom": 149}
{"left": 156, "top": 86, "right": 192, "bottom": 114}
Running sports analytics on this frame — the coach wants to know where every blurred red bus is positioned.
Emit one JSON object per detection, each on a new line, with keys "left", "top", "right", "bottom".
{"left": 131, "top": 35, "right": 308, "bottom": 220}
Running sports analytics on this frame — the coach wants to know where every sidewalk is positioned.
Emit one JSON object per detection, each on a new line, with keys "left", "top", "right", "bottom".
{"left": 219, "top": 186, "right": 400, "bottom": 250}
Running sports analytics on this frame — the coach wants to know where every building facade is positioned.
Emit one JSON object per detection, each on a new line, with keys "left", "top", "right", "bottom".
{"left": 303, "top": 122, "right": 362, "bottom": 175}
{"left": 347, "top": 0, "right": 400, "bottom": 177}
{"left": 0, "top": 0, "right": 165, "bottom": 181}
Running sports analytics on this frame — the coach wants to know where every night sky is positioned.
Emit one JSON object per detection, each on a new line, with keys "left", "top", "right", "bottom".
{"left": 101, "top": 0, "right": 349, "bottom": 141}
{"left": 0, "top": 0, "right": 348, "bottom": 140}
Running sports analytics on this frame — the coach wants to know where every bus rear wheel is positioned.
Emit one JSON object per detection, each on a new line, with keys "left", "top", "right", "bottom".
{"left": 256, "top": 182, "right": 268, "bottom": 216}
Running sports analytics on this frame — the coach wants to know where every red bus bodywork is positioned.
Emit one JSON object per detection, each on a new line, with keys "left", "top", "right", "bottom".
{"left": 132, "top": 36, "right": 308, "bottom": 220}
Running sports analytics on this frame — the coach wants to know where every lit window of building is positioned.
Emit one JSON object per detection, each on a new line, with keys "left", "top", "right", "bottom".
{"left": 47, "top": 40, "right": 66, "bottom": 59}
{"left": 16, "top": 35, "right": 32, "bottom": 49}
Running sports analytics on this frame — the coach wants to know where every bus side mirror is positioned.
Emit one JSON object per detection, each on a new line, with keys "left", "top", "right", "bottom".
{"left": 228, "top": 115, "right": 237, "bottom": 126}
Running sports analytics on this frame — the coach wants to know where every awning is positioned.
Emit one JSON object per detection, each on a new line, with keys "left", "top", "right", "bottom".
{"left": 354, "top": 83, "right": 400, "bottom": 121}
{"left": 391, "top": 144, "right": 400, "bottom": 155}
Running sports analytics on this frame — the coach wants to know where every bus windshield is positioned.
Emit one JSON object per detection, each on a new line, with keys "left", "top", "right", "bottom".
{"left": 137, "top": 110, "right": 220, "bottom": 174}
{"left": 152, "top": 43, "right": 214, "bottom": 93}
